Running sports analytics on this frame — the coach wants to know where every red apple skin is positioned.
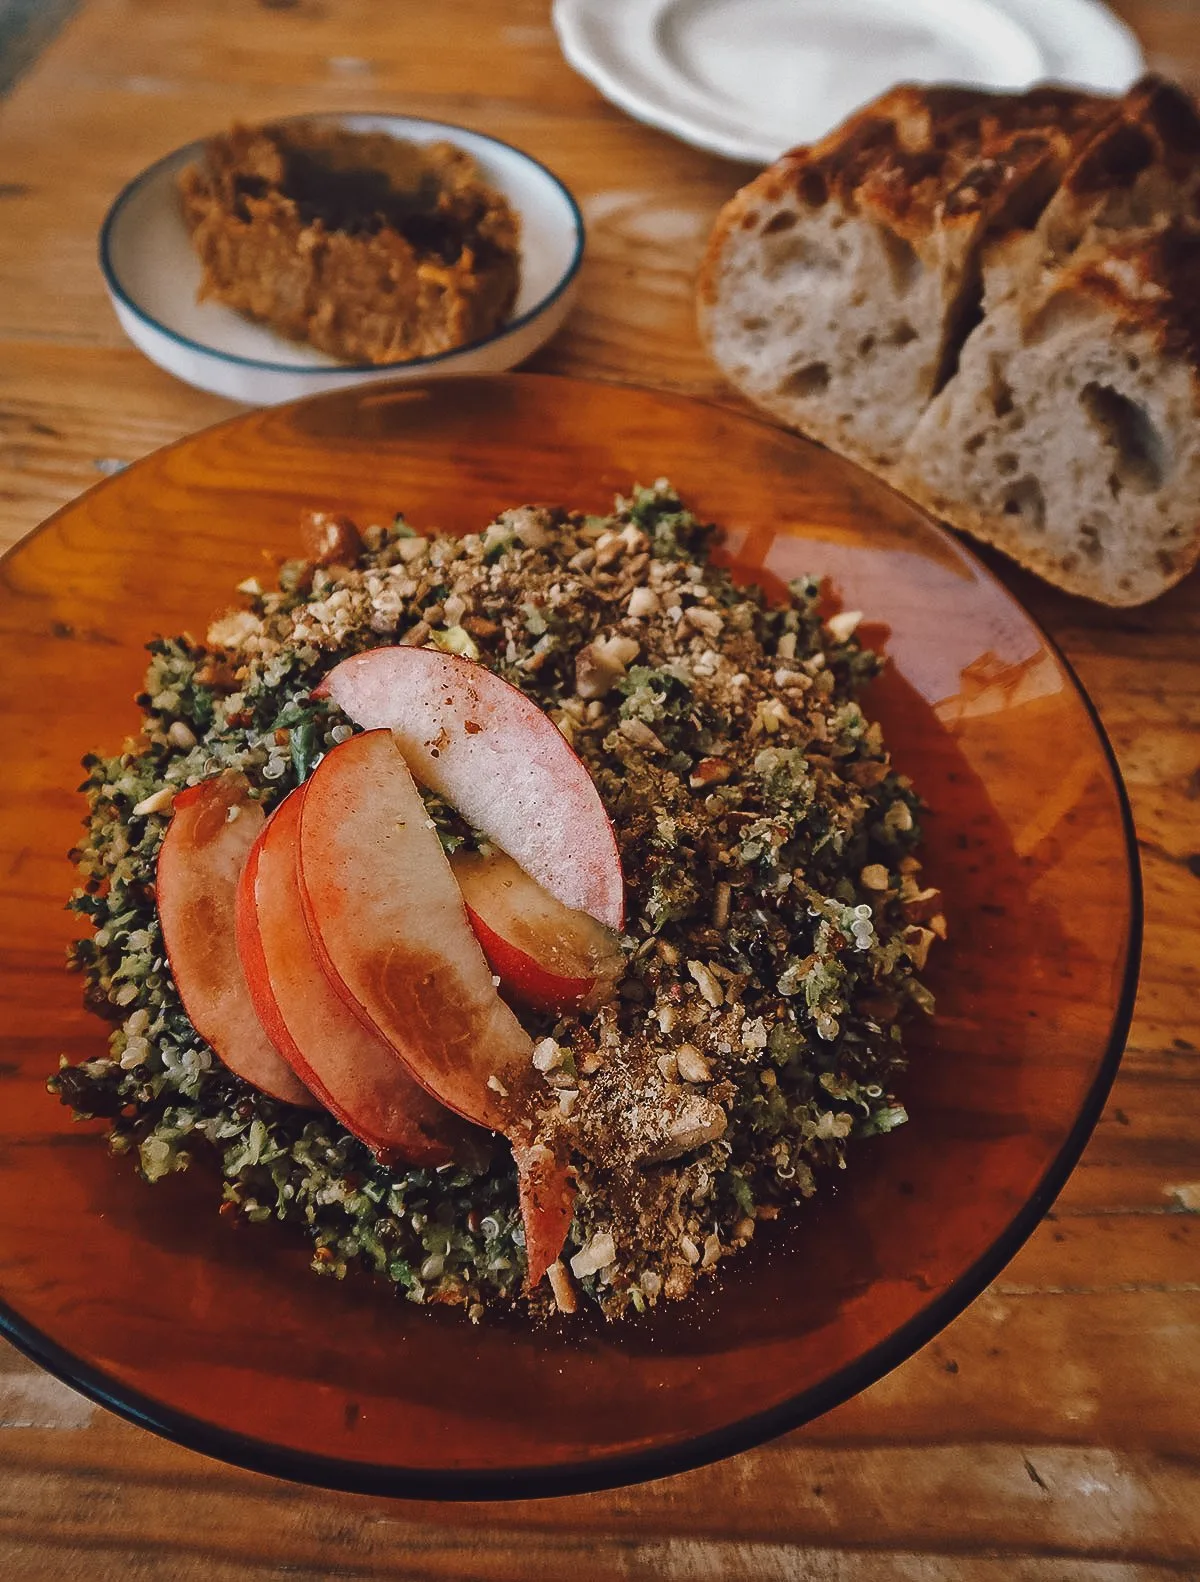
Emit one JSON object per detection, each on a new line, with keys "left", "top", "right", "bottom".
{"left": 294, "top": 730, "right": 574, "bottom": 1283}
{"left": 452, "top": 849, "right": 623, "bottom": 1015}
{"left": 235, "top": 787, "right": 480, "bottom": 1168}
{"left": 313, "top": 647, "right": 624, "bottom": 930}
{"left": 467, "top": 906, "right": 595, "bottom": 1015}
{"left": 156, "top": 773, "right": 316, "bottom": 1108}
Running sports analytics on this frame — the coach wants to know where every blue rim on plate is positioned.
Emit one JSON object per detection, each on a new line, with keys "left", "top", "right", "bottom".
{"left": 97, "top": 114, "right": 586, "bottom": 376}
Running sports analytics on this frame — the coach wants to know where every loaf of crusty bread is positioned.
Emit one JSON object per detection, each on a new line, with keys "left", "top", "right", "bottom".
{"left": 698, "top": 75, "right": 1200, "bottom": 606}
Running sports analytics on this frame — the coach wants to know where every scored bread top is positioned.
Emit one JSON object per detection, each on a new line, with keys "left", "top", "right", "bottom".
{"left": 699, "top": 82, "right": 1114, "bottom": 286}
{"left": 1070, "top": 217, "right": 1200, "bottom": 370}
{"left": 807, "top": 83, "right": 1112, "bottom": 238}
{"left": 984, "top": 76, "right": 1200, "bottom": 306}
{"left": 697, "top": 82, "right": 1115, "bottom": 471}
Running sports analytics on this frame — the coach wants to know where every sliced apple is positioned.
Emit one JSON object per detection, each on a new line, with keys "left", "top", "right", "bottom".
{"left": 236, "top": 786, "right": 481, "bottom": 1167}
{"left": 295, "top": 729, "right": 573, "bottom": 1285}
{"left": 451, "top": 848, "right": 624, "bottom": 1015}
{"left": 313, "top": 647, "right": 624, "bottom": 929}
{"left": 295, "top": 730, "right": 535, "bottom": 1133}
{"left": 156, "top": 773, "right": 316, "bottom": 1108}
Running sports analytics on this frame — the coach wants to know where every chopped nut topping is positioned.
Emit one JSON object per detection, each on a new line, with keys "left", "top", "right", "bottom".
{"left": 741, "top": 1016, "right": 768, "bottom": 1051}
{"left": 690, "top": 756, "right": 733, "bottom": 789}
{"left": 399, "top": 619, "right": 432, "bottom": 646}
{"left": 619, "top": 717, "right": 667, "bottom": 753}
{"left": 532, "top": 1037, "right": 564, "bottom": 1073}
{"left": 206, "top": 609, "right": 260, "bottom": 650}
{"left": 646, "top": 1093, "right": 727, "bottom": 1160}
{"left": 131, "top": 787, "right": 175, "bottom": 817}
{"left": 685, "top": 605, "right": 724, "bottom": 638}
{"left": 825, "top": 609, "right": 863, "bottom": 643}
{"left": 626, "top": 586, "right": 660, "bottom": 619}
{"left": 687, "top": 959, "right": 724, "bottom": 1007}
{"left": 547, "top": 1259, "right": 577, "bottom": 1314}
{"left": 300, "top": 510, "right": 364, "bottom": 568}
{"left": 676, "top": 1045, "right": 712, "bottom": 1084}
{"left": 575, "top": 634, "right": 640, "bottom": 699}
{"left": 499, "top": 505, "right": 553, "bottom": 549}
{"left": 395, "top": 536, "right": 429, "bottom": 564}
{"left": 570, "top": 1229, "right": 617, "bottom": 1279}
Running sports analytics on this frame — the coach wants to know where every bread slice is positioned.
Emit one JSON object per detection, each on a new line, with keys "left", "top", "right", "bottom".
{"left": 699, "top": 75, "right": 1200, "bottom": 605}
{"left": 697, "top": 85, "right": 1114, "bottom": 471}
{"left": 983, "top": 76, "right": 1200, "bottom": 308}
{"left": 898, "top": 222, "right": 1200, "bottom": 605}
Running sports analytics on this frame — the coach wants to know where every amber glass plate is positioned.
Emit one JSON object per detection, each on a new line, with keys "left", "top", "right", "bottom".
{"left": 0, "top": 374, "right": 1139, "bottom": 1498}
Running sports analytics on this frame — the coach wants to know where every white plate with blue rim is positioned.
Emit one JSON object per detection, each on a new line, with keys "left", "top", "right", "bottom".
{"left": 553, "top": 0, "right": 1145, "bottom": 165}
{"left": 99, "top": 114, "right": 585, "bottom": 406}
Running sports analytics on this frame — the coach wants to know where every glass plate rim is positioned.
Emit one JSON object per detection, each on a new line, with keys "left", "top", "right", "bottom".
{"left": 0, "top": 372, "right": 1144, "bottom": 1500}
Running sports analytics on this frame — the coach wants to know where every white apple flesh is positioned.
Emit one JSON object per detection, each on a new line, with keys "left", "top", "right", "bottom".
{"left": 313, "top": 647, "right": 624, "bottom": 930}
{"left": 155, "top": 773, "right": 316, "bottom": 1108}
{"left": 451, "top": 849, "right": 624, "bottom": 1014}
{"left": 236, "top": 786, "right": 480, "bottom": 1167}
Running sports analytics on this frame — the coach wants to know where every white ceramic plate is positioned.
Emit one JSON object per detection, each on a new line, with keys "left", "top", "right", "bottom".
{"left": 554, "top": 0, "right": 1146, "bottom": 165}
{"left": 99, "top": 115, "right": 585, "bottom": 405}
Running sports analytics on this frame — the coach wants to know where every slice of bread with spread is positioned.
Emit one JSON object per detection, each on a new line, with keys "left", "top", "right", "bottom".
{"left": 698, "top": 76, "right": 1200, "bottom": 606}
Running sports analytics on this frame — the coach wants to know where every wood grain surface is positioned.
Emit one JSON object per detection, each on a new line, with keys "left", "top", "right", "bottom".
{"left": 0, "top": 1, "right": 1198, "bottom": 1577}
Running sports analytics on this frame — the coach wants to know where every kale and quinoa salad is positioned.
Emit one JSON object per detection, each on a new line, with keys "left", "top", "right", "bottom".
{"left": 52, "top": 481, "right": 943, "bottom": 1321}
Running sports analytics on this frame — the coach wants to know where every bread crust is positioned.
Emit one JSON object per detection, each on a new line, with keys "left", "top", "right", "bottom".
{"left": 698, "top": 84, "right": 1112, "bottom": 310}
{"left": 698, "top": 76, "right": 1200, "bottom": 606}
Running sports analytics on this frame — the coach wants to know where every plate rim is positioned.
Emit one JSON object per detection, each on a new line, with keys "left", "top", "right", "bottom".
{"left": 553, "top": 0, "right": 1147, "bottom": 164}
{"left": 98, "top": 113, "right": 586, "bottom": 375}
{"left": 0, "top": 372, "right": 1143, "bottom": 1499}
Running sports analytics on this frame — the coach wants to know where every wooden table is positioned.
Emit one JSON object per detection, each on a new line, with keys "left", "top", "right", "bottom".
{"left": 2, "top": 2, "right": 1198, "bottom": 1576}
